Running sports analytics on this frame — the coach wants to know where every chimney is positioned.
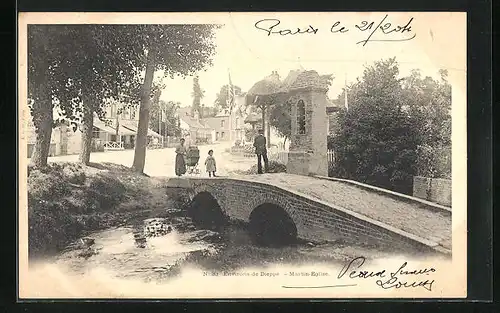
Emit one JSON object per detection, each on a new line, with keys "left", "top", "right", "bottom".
{"left": 269, "top": 71, "right": 280, "bottom": 82}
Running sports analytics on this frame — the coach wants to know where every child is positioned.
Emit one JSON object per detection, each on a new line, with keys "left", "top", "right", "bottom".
{"left": 205, "top": 149, "right": 217, "bottom": 177}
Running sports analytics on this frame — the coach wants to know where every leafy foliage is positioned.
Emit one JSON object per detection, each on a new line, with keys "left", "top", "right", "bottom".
{"left": 29, "top": 25, "right": 144, "bottom": 127}
{"left": 27, "top": 24, "right": 220, "bottom": 168}
{"left": 401, "top": 69, "right": 452, "bottom": 178}
{"left": 214, "top": 84, "right": 242, "bottom": 111}
{"left": 269, "top": 100, "right": 292, "bottom": 142}
{"left": 330, "top": 58, "right": 452, "bottom": 194}
{"left": 246, "top": 160, "right": 287, "bottom": 174}
{"left": 149, "top": 100, "right": 182, "bottom": 137}
{"left": 27, "top": 162, "right": 167, "bottom": 256}
{"left": 191, "top": 76, "right": 205, "bottom": 116}
{"left": 131, "top": 24, "right": 220, "bottom": 172}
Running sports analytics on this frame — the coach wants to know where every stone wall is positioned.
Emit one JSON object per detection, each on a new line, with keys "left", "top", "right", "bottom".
{"left": 287, "top": 88, "right": 328, "bottom": 176}
{"left": 413, "top": 176, "right": 452, "bottom": 207}
{"left": 166, "top": 177, "right": 443, "bottom": 255}
{"left": 286, "top": 151, "right": 309, "bottom": 175}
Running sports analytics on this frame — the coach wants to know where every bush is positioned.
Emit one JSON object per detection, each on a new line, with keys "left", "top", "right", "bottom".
{"left": 416, "top": 144, "right": 451, "bottom": 179}
{"left": 28, "top": 197, "right": 83, "bottom": 255}
{"left": 246, "top": 160, "right": 286, "bottom": 174}
{"left": 27, "top": 162, "right": 147, "bottom": 257}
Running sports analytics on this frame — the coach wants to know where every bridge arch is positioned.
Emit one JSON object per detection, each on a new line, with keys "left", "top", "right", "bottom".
{"left": 242, "top": 192, "right": 303, "bottom": 227}
{"left": 248, "top": 202, "right": 298, "bottom": 246}
{"left": 187, "top": 191, "right": 228, "bottom": 230}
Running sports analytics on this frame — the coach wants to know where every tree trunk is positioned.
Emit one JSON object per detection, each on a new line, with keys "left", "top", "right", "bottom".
{"left": 30, "top": 80, "right": 53, "bottom": 168}
{"left": 132, "top": 46, "right": 157, "bottom": 173}
{"left": 79, "top": 105, "right": 94, "bottom": 165}
{"left": 266, "top": 103, "right": 271, "bottom": 148}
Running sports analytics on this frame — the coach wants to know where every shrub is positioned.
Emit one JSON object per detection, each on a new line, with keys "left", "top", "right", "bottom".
{"left": 246, "top": 160, "right": 286, "bottom": 174}
{"left": 28, "top": 197, "right": 83, "bottom": 256}
{"left": 27, "top": 162, "right": 132, "bottom": 256}
{"left": 85, "top": 173, "right": 126, "bottom": 211}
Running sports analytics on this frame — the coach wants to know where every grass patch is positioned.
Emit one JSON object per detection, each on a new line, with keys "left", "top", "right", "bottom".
{"left": 27, "top": 162, "right": 168, "bottom": 258}
{"left": 245, "top": 160, "right": 287, "bottom": 174}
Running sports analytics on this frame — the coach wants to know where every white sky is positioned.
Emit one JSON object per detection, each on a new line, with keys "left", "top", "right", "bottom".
{"left": 157, "top": 12, "right": 466, "bottom": 107}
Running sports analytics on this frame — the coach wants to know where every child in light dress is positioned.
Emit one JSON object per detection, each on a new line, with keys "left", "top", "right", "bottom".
{"left": 205, "top": 149, "right": 217, "bottom": 177}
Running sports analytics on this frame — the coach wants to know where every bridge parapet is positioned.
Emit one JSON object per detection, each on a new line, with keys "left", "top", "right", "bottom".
{"left": 164, "top": 174, "right": 451, "bottom": 256}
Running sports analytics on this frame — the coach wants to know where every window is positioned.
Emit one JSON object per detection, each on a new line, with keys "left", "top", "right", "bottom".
{"left": 130, "top": 107, "right": 136, "bottom": 120}
{"left": 92, "top": 127, "right": 100, "bottom": 139}
{"left": 221, "top": 131, "right": 225, "bottom": 139}
{"left": 221, "top": 120, "right": 225, "bottom": 128}
{"left": 216, "top": 132, "right": 219, "bottom": 140}
{"left": 297, "top": 100, "right": 306, "bottom": 134}
{"left": 110, "top": 135, "right": 117, "bottom": 142}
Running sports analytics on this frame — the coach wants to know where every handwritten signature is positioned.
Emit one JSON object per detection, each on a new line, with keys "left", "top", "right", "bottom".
{"left": 254, "top": 15, "right": 416, "bottom": 46}
{"left": 338, "top": 256, "right": 436, "bottom": 291}
{"left": 282, "top": 256, "right": 436, "bottom": 291}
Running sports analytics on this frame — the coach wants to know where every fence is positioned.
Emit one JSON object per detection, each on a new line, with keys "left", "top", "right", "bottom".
{"left": 270, "top": 150, "right": 335, "bottom": 166}
{"left": 147, "top": 143, "right": 163, "bottom": 149}
{"left": 230, "top": 147, "right": 335, "bottom": 166}
{"left": 103, "top": 141, "right": 124, "bottom": 151}
{"left": 327, "top": 150, "right": 335, "bottom": 164}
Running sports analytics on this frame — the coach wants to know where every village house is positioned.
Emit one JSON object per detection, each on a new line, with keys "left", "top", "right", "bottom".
{"left": 202, "top": 108, "right": 245, "bottom": 144}
{"left": 202, "top": 95, "right": 247, "bottom": 144}
{"left": 177, "top": 107, "right": 215, "bottom": 145}
{"left": 27, "top": 102, "right": 162, "bottom": 157}
{"left": 26, "top": 114, "right": 66, "bottom": 157}
{"left": 100, "top": 102, "right": 162, "bottom": 149}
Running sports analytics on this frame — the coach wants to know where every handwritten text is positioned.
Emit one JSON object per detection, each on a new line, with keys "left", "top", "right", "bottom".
{"left": 253, "top": 14, "right": 416, "bottom": 46}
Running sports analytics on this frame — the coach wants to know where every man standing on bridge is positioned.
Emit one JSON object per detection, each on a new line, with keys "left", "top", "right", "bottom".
{"left": 253, "top": 129, "right": 269, "bottom": 174}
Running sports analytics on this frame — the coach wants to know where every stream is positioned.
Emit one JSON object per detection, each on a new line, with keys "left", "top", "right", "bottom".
{"left": 25, "top": 204, "right": 406, "bottom": 298}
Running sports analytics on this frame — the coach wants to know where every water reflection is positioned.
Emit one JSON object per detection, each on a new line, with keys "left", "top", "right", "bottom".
{"left": 50, "top": 207, "right": 397, "bottom": 284}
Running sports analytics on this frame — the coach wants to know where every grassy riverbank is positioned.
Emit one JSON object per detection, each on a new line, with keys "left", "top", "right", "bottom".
{"left": 28, "top": 162, "right": 170, "bottom": 257}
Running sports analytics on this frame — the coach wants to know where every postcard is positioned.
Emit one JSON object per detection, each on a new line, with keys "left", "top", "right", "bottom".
{"left": 18, "top": 11, "right": 466, "bottom": 299}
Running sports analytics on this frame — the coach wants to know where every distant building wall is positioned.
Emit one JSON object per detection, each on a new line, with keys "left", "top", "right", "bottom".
{"left": 66, "top": 128, "right": 83, "bottom": 155}
{"left": 26, "top": 122, "right": 63, "bottom": 157}
{"left": 413, "top": 176, "right": 452, "bottom": 207}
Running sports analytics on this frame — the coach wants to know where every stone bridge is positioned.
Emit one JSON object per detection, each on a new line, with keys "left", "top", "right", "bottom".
{"left": 164, "top": 173, "right": 452, "bottom": 256}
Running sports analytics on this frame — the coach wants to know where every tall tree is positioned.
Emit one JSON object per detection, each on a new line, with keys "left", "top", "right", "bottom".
{"left": 331, "top": 58, "right": 421, "bottom": 194}
{"left": 269, "top": 100, "right": 292, "bottom": 145}
{"left": 330, "top": 58, "right": 452, "bottom": 193}
{"left": 27, "top": 25, "right": 74, "bottom": 167}
{"left": 130, "top": 24, "right": 219, "bottom": 173}
{"left": 214, "top": 84, "right": 242, "bottom": 112}
{"left": 59, "top": 25, "right": 143, "bottom": 165}
{"left": 191, "top": 75, "right": 205, "bottom": 117}
{"left": 401, "top": 69, "right": 452, "bottom": 178}
{"left": 28, "top": 25, "right": 144, "bottom": 166}
{"left": 149, "top": 100, "right": 182, "bottom": 137}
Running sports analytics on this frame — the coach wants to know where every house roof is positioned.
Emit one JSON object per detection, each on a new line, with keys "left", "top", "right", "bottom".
{"left": 280, "top": 69, "right": 333, "bottom": 92}
{"left": 179, "top": 111, "right": 211, "bottom": 129}
{"left": 93, "top": 119, "right": 136, "bottom": 135}
{"left": 202, "top": 116, "right": 226, "bottom": 130}
{"left": 120, "top": 120, "right": 162, "bottom": 137}
{"left": 93, "top": 120, "right": 119, "bottom": 134}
